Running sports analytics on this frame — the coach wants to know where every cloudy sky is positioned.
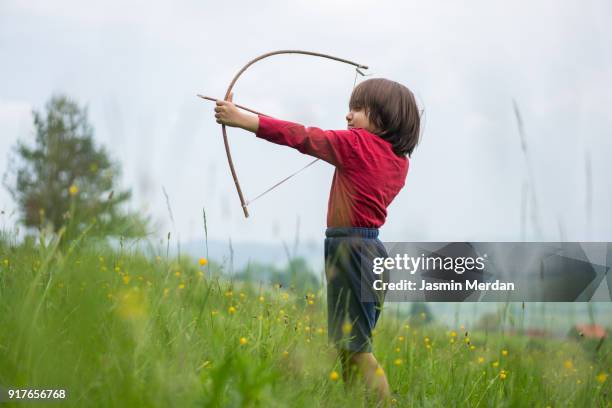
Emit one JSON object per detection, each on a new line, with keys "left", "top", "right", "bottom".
{"left": 1, "top": 0, "right": 611, "bottom": 248}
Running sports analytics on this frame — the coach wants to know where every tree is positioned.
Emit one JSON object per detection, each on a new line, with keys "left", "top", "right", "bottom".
{"left": 475, "top": 311, "right": 501, "bottom": 331}
{"left": 3, "top": 94, "right": 148, "bottom": 240}
{"left": 408, "top": 302, "right": 434, "bottom": 325}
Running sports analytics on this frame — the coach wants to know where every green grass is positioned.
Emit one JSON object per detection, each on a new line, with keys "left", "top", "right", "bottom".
{"left": 0, "top": 234, "right": 610, "bottom": 407}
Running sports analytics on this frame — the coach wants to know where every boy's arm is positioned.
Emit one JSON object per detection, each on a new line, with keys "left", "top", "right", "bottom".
{"left": 255, "top": 115, "right": 356, "bottom": 168}
{"left": 215, "top": 97, "right": 356, "bottom": 167}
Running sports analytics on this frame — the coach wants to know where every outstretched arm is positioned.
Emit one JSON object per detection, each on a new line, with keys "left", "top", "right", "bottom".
{"left": 213, "top": 94, "right": 356, "bottom": 168}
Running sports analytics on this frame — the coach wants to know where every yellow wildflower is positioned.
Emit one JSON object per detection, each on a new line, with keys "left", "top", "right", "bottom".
{"left": 239, "top": 337, "right": 248, "bottom": 345}
{"left": 282, "top": 350, "right": 289, "bottom": 358}
{"left": 492, "top": 361, "right": 499, "bottom": 368}
{"left": 398, "top": 336, "right": 405, "bottom": 342}
{"left": 178, "top": 283, "right": 185, "bottom": 289}
{"left": 564, "top": 360, "right": 573, "bottom": 370}
{"left": 596, "top": 373, "right": 608, "bottom": 384}
{"left": 342, "top": 322, "right": 353, "bottom": 335}
{"left": 450, "top": 331, "right": 457, "bottom": 337}
{"left": 228, "top": 306, "right": 236, "bottom": 314}
{"left": 375, "top": 366, "right": 385, "bottom": 376}
{"left": 394, "top": 358, "right": 403, "bottom": 366}
{"left": 478, "top": 357, "right": 485, "bottom": 364}
{"left": 175, "top": 270, "right": 181, "bottom": 277}
{"left": 259, "top": 296, "right": 265, "bottom": 302}
{"left": 198, "top": 257, "right": 208, "bottom": 266}
{"left": 68, "top": 184, "right": 79, "bottom": 196}
{"left": 122, "top": 275, "right": 130, "bottom": 285}
{"left": 501, "top": 349, "right": 508, "bottom": 357}
{"left": 470, "top": 345, "right": 476, "bottom": 351}
{"left": 116, "top": 289, "right": 147, "bottom": 321}
{"left": 499, "top": 370, "right": 507, "bottom": 380}
{"left": 330, "top": 371, "right": 339, "bottom": 381}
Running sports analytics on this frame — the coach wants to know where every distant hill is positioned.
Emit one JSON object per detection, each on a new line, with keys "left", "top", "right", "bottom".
{"left": 176, "top": 238, "right": 324, "bottom": 275}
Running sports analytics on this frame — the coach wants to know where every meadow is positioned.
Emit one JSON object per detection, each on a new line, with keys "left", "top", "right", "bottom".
{"left": 0, "top": 230, "right": 610, "bottom": 407}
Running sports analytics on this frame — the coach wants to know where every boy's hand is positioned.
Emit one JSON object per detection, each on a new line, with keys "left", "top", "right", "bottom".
{"left": 215, "top": 92, "right": 243, "bottom": 127}
{"left": 214, "top": 92, "right": 259, "bottom": 132}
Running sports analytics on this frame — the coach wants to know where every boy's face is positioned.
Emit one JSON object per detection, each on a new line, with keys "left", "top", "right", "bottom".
{"left": 346, "top": 108, "right": 377, "bottom": 133}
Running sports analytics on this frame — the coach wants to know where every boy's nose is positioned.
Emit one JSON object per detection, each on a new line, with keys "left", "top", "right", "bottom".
{"left": 345, "top": 112, "right": 352, "bottom": 122}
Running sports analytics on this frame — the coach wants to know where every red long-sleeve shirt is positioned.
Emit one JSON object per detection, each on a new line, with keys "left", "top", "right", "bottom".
{"left": 255, "top": 115, "right": 408, "bottom": 228}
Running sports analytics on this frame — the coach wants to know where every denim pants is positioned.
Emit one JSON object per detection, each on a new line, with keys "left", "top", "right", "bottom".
{"left": 325, "top": 227, "right": 389, "bottom": 353}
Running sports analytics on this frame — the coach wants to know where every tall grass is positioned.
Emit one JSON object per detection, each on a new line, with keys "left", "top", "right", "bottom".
{"left": 0, "top": 232, "right": 610, "bottom": 407}
{"left": 513, "top": 100, "right": 543, "bottom": 240}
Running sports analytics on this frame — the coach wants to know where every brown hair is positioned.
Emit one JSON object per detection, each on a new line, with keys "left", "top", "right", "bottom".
{"left": 349, "top": 78, "right": 421, "bottom": 157}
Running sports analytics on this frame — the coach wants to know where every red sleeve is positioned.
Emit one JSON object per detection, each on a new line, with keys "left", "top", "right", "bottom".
{"left": 255, "top": 115, "right": 357, "bottom": 168}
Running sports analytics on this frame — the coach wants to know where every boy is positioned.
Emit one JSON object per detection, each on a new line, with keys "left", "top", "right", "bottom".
{"left": 214, "top": 78, "right": 420, "bottom": 404}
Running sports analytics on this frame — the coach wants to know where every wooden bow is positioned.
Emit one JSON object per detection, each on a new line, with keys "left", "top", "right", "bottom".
{"left": 216, "top": 50, "right": 369, "bottom": 218}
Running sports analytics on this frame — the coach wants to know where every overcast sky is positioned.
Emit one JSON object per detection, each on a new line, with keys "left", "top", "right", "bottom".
{"left": 1, "top": 0, "right": 611, "bottom": 248}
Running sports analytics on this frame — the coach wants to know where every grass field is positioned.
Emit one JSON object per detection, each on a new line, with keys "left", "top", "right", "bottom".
{"left": 0, "top": 232, "right": 610, "bottom": 407}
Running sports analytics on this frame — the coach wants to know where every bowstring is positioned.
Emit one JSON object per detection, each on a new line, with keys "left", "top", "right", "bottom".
{"left": 244, "top": 158, "right": 319, "bottom": 207}
{"left": 245, "top": 66, "right": 366, "bottom": 208}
